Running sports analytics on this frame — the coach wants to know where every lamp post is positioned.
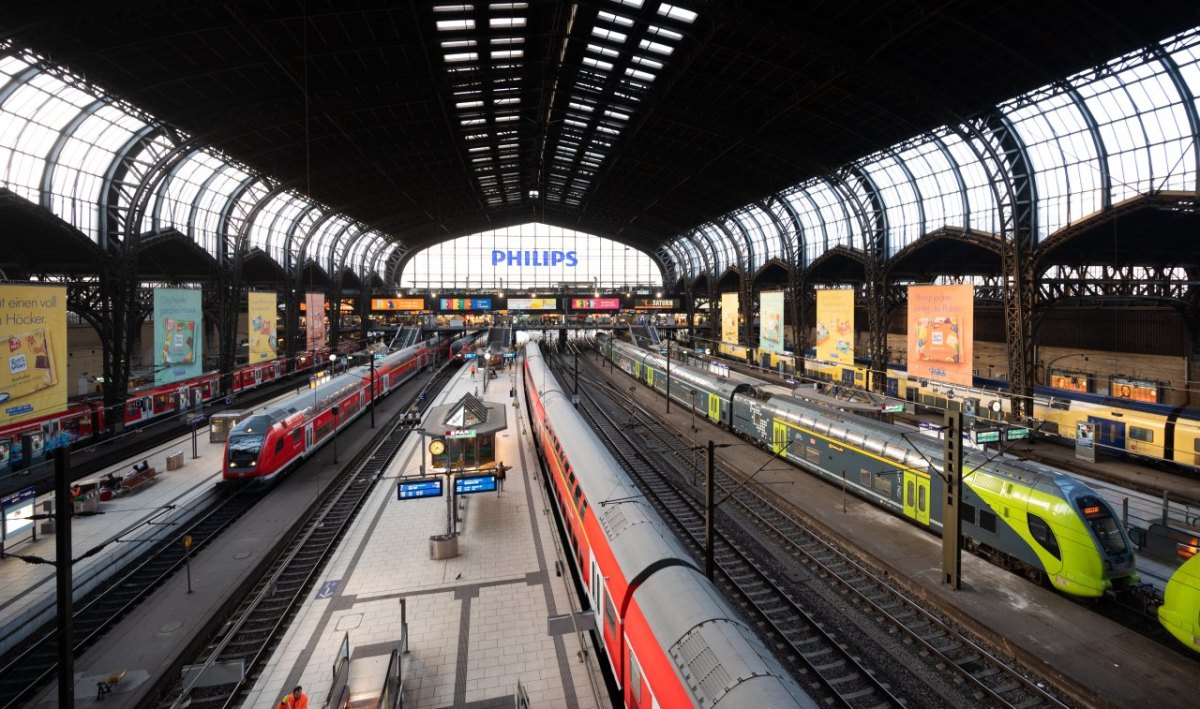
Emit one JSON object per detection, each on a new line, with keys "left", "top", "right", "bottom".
{"left": 330, "top": 354, "right": 339, "bottom": 464}
{"left": 665, "top": 336, "right": 671, "bottom": 414}
{"left": 369, "top": 343, "right": 377, "bottom": 429}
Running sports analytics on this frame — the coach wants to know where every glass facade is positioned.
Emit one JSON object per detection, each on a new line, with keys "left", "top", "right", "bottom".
{"left": 400, "top": 222, "right": 663, "bottom": 291}
{"left": 666, "top": 27, "right": 1200, "bottom": 279}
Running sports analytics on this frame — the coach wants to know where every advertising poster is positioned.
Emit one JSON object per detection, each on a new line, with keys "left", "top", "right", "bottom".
{"left": 153, "top": 287, "right": 202, "bottom": 386}
{"left": 907, "top": 284, "right": 973, "bottom": 386}
{"left": 370, "top": 298, "right": 426, "bottom": 311}
{"left": 439, "top": 298, "right": 492, "bottom": 311}
{"left": 720, "top": 291, "right": 739, "bottom": 345}
{"left": 759, "top": 290, "right": 785, "bottom": 353}
{"left": 305, "top": 293, "right": 326, "bottom": 351}
{"left": 570, "top": 298, "right": 620, "bottom": 310}
{"left": 507, "top": 298, "right": 557, "bottom": 310}
{"left": 815, "top": 289, "right": 855, "bottom": 363}
{"left": 0, "top": 285, "right": 67, "bottom": 427}
{"left": 248, "top": 292, "right": 278, "bottom": 362}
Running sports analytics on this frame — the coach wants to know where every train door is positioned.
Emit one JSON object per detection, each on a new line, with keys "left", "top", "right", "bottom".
{"left": 707, "top": 393, "right": 721, "bottom": 422}
{"left": 902, "top": 471, "right": 931, "bottom": 525}
{"left": 305, "top": 424, "right": 314, "bottom": 452}
{"left": 1088, "top": 416, "right": 1125, "bottom": 450}
{"left": 254, "top": 367, "right": 263, "bottom": 386}
{"left": 886, "top": 377, "right": 899, "bottom": 398}
{"left": 841, "top": 368, "right": 856, "bottom": 386}
{"left": 772, "top": 420, "right": 788, "bottom": 456}
{"left": 645, "top": 367, "right": 654, "bottom": 388}
{"left": 191, "top": 387, "right": 203, "bottom": 410}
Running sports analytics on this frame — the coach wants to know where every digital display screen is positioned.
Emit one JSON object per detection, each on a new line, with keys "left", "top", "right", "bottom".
{"left": 455, "top": 475, "right": 497, "bottom": 495}
{"left": 397, "top": 477, "right": 444, "bottom": 499}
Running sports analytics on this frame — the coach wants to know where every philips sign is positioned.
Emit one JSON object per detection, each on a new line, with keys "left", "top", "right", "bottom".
{"left": 491, "top": 250, "right": 578, "bottom": 268}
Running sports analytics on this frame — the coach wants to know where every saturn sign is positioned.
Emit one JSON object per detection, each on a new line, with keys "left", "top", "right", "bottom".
{"left": 491, "top": 250, "right": 578, "bottom": 267}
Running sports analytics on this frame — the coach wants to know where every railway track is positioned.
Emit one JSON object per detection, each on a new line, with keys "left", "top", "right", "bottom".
{"left": 0, "top": 483, "right": 262, "bottom": 708}
{"left": 548, "top": 347, "right": 900, "bottom": 708}
{"left": 160, "top": 362, "right": 458, "bottom": 708}
{"left": 554, "top": 342, "right": 1071, "bottom": 708}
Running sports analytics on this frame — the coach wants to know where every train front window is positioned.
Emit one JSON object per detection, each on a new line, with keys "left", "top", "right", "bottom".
{"left": 1077, "top": 495, "right": 1129, "bottom": 555}
{"left": 228, "top": 434, "right": 264, "bottom": 467}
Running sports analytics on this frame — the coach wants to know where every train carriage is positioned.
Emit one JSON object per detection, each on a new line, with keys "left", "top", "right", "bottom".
{"left": 1158, "top": 553, "right": 1200, "bottom": 653}
{"left": 524, "top": 342, "right": 816, "bottom": 708}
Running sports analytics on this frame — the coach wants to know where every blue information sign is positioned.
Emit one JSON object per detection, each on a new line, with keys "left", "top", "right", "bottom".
{"left": 397, "top": 477, "right": 444, "bottom": 500}
{"left": 455, "top": 474, "right": 497, "bottom": 495}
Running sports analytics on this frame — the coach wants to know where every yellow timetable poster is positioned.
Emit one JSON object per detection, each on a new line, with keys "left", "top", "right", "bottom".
{"left": 248, "top": 292, "right": 278, "bottom": 362}
{"left": 0, "top": 285, "right": 67, "bottom": 427}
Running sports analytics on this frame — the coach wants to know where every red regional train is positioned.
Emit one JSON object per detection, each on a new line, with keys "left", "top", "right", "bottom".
{"left": 450, "top": 331, "right": 488, "bottom": 362}
{"left": 0, "top": 342, "right": 361, "bottom": 462}
{"left": 523, "top": 341, "right": 814, "bottom": 708}
{"left": 223, "top": 339, "right": 438, "bottom": 482}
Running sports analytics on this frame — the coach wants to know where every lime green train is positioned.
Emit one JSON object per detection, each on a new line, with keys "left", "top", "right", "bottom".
{"left": 1159, "top": 554, "right": 1200, "bottom": 653}
{"left": 602, "top": 337, "right": 1140, "bottom": 598}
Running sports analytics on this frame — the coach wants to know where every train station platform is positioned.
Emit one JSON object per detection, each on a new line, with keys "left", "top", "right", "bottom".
{"left": 590, "top": 349, "right": 1197, "bottom": 709}
{"left": 247, "top": 362, "right": 608, "bottom": 708}
{"left": 17, "top": 369, "right": 439, "bottom": 707}
{"left": 0, "top": 422, "right": 227, "bottom": 659}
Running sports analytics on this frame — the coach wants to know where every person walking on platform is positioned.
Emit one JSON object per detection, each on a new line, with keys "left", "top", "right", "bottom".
{"left": 278, "top": 686, "right": 308, "bottom": 709}
{"left": 470, "top": 363, "right": 477, "bottom": 379}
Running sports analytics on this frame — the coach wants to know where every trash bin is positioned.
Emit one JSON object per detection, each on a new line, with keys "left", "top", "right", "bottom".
{"left": 430, "top": 533, "right": 459, "bottom": 560}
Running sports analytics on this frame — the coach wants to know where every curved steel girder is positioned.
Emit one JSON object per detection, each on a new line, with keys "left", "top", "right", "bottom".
{"left": 1034, "top": 191, "right": 1198, "bottom": 269}
{"left": 885, "top": 225, "right": 1005, "bottom": 275}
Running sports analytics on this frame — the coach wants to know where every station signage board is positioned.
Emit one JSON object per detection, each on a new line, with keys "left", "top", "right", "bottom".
{"left": 633, "top": 298, "right": 678, "bottom": 310}
{"left": 455, "top": 474, "right": 497, "bottom": 495}
{"left": 880, "top": 404, "right": 905, "bottom": 414}
{"left": 571, "top": 298, "right": 620, "bottom": 310}
{"left": 445, "top": 428, "right": 477, "bottom": 439}
{"left": 440, "top": 298, "right": 492, "bottom": 311}
{"left": 1005, "top": 427, "right": 1030, "bottom": 441}
{"left": 506, "top": 298, "right": 558, "bottom": 310}
{"left": 397, "top": 477, "right": 444, "bottom": 500}
{"left": 372, "top": 298, "right": 426, "bottom": 311}
{"left": 972, "top": 429, "right": 1001, "bottom": 444}
{"left": 1, "top": 486, "right": 36, "bottom": 542}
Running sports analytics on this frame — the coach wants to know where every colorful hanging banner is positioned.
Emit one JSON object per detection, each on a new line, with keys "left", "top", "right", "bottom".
{"left": 370, "top": 297, "right": 426, "bottom": 311}
{"left": 570, "top": 298, "right": 620, "bottom": 310}
{"left": 758, "top": 291, "right": 785, "bottom": 353}
{"left": 0, "top": 285, "right": 67, "bottom": 426}
{"left": 506, "top": 298, "right": 558, "bottom": 310}
{"left": 815, "top": 289, "right": 854, "bottom": 363}
{"left": 907, "top": 284, "right": 973, "bottom": 386}
{"left": 305, "top": 293, "right": 326, "bottom": 351}
{"left": 720, "top": 292, "right": 739, "bottom": 345}
{"left": 248, "top": 292, "right": 278, "bottom": 362}
{"left": 153, "top": 288, "right": 202, "bottom": 386}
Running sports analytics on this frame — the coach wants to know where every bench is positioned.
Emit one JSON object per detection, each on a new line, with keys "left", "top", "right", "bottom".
{"left": 121, "top": 466, "right": 159, "bottom": 494}
{"left": 96, "top": 669, "right": 126, "bottom": 699}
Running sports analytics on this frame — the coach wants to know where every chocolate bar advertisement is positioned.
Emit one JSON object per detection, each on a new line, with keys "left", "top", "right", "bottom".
{"left": 0, "top": 285, "right": 67, "bottom": 426}
{"left": 154, "top": 288, "right": 203, "bottom": 386}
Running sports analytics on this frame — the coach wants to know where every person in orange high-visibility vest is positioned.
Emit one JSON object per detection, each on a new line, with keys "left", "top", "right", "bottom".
{"left": 278, "top": 686, "right": 308, "bottom": 709}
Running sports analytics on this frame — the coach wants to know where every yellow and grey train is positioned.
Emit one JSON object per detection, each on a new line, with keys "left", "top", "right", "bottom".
{"left": 801, "top": 359, "right": 1200, "bottom": 471}
{"left": 601, "top": 337, "right": 1140, "bottom": 598}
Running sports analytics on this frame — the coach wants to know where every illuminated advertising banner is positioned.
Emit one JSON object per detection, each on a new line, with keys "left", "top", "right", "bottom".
{"left": 720, "top": 292, "right": 739, "bottom": 345}
{"left": 371, "top": 298, "right": 426, "bottom": 311}
{"left": 1110, "top": 376, "right": 1158, "bottom": 403}
{"left": 248, "top": 292, "right": 278, "bottom": 362}
{"left": 305, "top": 293, "right": 326, "bottom": 350}
{"left": 0, "top": 285, "right": 67, "bottom": 426}
{"left": 439, "top": 298, "right": 492, "bottom": 311}
{"left": 815, "top": 289, "right": 854, "bottom": 363}
{"left": 506, "top": 298, "right": 558, "bottom": 310}
{"left": 759, "top": 291, "right": 785, "bottom": 353}
{"left": 907, "top": 284, "right": 973, "bottom": 386}
{"left": 634, "top": 298, "right": 679, "bottom": 310}
{"left": 1050, "top": 372, "right": 1089, "bottom": 393}
{"left": 153, "top": 287, "right": 202, "bottom": 387}
{"left": 570, "top": 298, "right": 620, "bottom": 310}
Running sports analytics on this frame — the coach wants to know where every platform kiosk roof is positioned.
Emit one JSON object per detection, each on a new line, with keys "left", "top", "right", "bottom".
{"left": 425, "top": 393, "right": 507, "bottom": 438}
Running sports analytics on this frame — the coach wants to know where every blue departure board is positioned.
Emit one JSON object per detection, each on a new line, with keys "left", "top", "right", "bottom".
{"left": 455, "top": 475, "right": 497, "bottom": 495}
{"left": 397, "top": 477, "right": 444, "bottom": 500}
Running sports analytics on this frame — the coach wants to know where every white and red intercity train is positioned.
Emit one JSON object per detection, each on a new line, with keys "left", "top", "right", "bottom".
{"left": 0, "top": 345, "right": 360, "bottom": 458}
{"left": 223, "top": 339, "right": 439, "bottom": 481}
{"left": 523, "top": 341, "right": 814, "bottom": 708}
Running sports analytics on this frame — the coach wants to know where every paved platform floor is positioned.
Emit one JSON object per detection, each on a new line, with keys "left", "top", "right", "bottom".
{"left": 249, "top": 364, "right": 607, "bottom": 709}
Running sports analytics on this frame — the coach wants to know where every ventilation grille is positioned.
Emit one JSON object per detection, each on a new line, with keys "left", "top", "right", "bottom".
{"left": 672, "top": 625, "right": 732, "bottom": 706}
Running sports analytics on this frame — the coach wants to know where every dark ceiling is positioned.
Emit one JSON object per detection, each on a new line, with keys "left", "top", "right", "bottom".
{"left": 2, "top": 1, "right": 1196, "bottom": 257}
